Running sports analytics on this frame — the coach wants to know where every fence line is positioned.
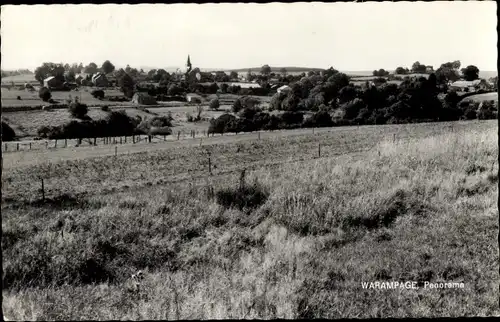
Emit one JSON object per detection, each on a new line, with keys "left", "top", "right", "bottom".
{"left": 2, "top": 127, "right": 321, "bottom": 153}
{"left": 2, "top": 127, "right": 407, "bottom": 153}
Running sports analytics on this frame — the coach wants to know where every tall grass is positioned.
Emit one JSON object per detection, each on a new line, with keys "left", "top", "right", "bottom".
{"left": 2, "top": 122, "right": 498, "bottom": 319}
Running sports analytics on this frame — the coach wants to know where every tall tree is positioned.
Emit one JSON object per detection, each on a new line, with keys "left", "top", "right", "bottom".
{"left": 260, "top": 64, "right": 271, "bottom": 76}
{"left": 84, "top": 62, "right": 98, "bottom": 74}
{"left": 118, "top": 72, "right": 135, "bottom": 98}
{"left": 246, "top": 69, "right": 253, "bottom": 81}
{"left": 101, "top": 60, "right": 115, "bottom": 74}
{"left": 461, "top": 65, "right": 480, "bottom": 81}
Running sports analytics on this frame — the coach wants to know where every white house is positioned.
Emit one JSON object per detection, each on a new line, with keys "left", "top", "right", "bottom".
{"left": 449, "top": 79, "right": 482, "bottom": 92}
{"left": 277, "top": 85, "right": 292, "bottom": 94}
{"left": 233, "top": 82, "right": 261, "bottom": 89}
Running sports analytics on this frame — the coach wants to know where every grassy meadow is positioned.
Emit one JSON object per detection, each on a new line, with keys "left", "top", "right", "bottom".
{"left": 1, "top": 120, "right": 499, "bottom": 319}
{"left": 1, "top": 87, "right": 128, "bottom": 108}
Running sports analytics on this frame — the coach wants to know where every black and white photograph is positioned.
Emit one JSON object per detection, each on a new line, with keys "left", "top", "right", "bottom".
{"left": 1, "top": 1, "right": 498, "bottom": 319}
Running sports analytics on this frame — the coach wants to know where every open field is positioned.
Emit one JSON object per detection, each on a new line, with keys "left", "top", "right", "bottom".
{"left": 2, "top": 120, "right": 498, "bottom": 319}
{"left": 462, "top": 92, "right": 498, "bottom": 103}
{"left": 1, "top": 74, "right": 37, "bottom": 85}
{"left": 1, "top": 92, "right": 272, "bottom": 139}
{"left": 1, "top": 106, "right": 217, "bottom": 139}
{"left": 1, "top": 87, "right": 129, "bottom": 108}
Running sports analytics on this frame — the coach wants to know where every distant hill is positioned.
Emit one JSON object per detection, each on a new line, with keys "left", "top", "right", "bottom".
{"left": 227, "top": 67, "right": 324, "bottom": 73}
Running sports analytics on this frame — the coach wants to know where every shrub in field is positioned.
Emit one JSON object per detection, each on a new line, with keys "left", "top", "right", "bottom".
{"left": 279, "top": 111, "right": 304, "bottom": 126}
{"left": 137, "top": 116, "right": 173, "bottom": 135}
{"left": 38, "top": 86, "right": 52, "bottom": 102}
{"left": 477, "top": 100, "right": 497, "bottom": 120}
{"left": 37, "top": 110, "right": 142, "bottom": 139}
{"left": 149, "top": 126, "right": 172, "bottom": 135}
{"left": 69, "top": 101, "right": 89, "bottom": 119}
{"left": 302, "top": 110, "right": 333, "bottom": 128}
{"left": 91, "top": 89, "right": 105, "bottom": 99}
{"left": 1, "top": 122, "right": 16, "bottom": 141}
{"left": 208, "top": 113, "right": 237, "bottom": 134}
{"left": 215, "top": 172, "right": 269, "bottom": 211}
{"left": 232, "top": 96, "right": 260, "bottom": 113}
{"left": 209, "top": 98, "right": 220, "bottom": 110}
{"left": 16, "top": 96, "right": 21, "bottom": 100}
{"left": 239, "top": 106, "right": 262, "bottom": 120}
{"left": 100, "top": 105, "right": 110, "bottom": 112}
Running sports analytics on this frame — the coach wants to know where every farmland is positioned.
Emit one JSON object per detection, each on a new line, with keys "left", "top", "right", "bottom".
{"left": 462, "top": 92, "right": 498, "bottom": 103}
{"left": 2, "top": 119, "right": 498, "bottom": 319}
{"left": 1, "top": 86, "right": 128, "bottom": 108}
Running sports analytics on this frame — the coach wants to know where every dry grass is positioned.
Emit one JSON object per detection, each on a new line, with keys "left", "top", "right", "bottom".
{"left": 2, "top": 120, "right": 498, "bottom": 319}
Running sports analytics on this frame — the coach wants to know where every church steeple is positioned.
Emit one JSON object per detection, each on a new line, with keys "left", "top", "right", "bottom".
{"left": 186, "top": 55, "right": 192, "bottom": 73}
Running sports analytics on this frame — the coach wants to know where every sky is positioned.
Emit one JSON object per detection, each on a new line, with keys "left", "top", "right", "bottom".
{"left": 1, "top": 2, "right": 497, "bottom": 72}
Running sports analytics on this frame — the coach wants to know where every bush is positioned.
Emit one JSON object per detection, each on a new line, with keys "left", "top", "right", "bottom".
{"left": 38, "top": 87, "right": 52, "bottom": 102}
{"left": 343, "top": 98, "right": 367, "bottom": 120}
{"left": 209, "top": 98, "right": 220, "bottom": 110}
{"left": 280, "top": 111, "right": 304, "bottom": 126}
{"left": 239, "top": 106, "right": 262, "bottom": 120}
{"left": 232, "top": 96, "right": 260, "bottom": 113}
{"left": 100, "top": 105, "right": 110, "bottom": 112}
{"left": 215, "top": 177, "right": 269, "bottom": 211}
{"left": 302, "top": 110, "right": 333, "bottom": 128}
{"left": 37, "top": 110, "right": 142, "bottom": 139}
{"left": 91, "top": 89, "right": 105, "bottom": 99}
{"left": 2, "top": 122, "right": 16, "bottom": 141}
{"left": 69, "top": 102, "right": 89, "bottom": 119}
{"left": 208, "top": 113, "right": 237, "bottom": 134}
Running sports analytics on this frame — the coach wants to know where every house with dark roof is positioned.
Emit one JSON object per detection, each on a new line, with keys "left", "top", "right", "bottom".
{"left": 132, "top": 92, "right": 157, "bottom": 105}
{"left": 92, "top": 72, "right": 109, "bottom": 87}
{"left": 43, "top": 76, "right": 61, "bottom": 89}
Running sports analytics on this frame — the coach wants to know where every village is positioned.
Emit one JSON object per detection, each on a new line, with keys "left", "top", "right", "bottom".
{"left": 1, "top": 2, "right": 498, "bottom": 320}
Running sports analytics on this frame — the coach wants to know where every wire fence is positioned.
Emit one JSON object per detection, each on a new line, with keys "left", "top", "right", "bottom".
{"left": 1, "top": 129, "right": 264, "bottom": 153}
{"left": 0, "top": 125, "right": 340, "bottom": 153}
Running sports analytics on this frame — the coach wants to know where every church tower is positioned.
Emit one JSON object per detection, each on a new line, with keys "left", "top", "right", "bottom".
{"left": 186, "top": 55, "right": 192, "bottom": 74}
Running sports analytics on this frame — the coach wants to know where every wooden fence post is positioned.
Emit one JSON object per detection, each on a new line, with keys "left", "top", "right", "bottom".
{"left": 64, "top": 139, "right": 67, "bottom": 147}
{"left": 125, "top": 136, "right": 127, "bottom": 143}
{"left": 41, "top": 178, "right": 45, "bottom": 202}
{"left": 258, "top": 132, "right": 261, "bottom": 140}
{"left": 318, "top": 143, "right": 321, "bottom": 158}
{"left": 45, "top": 141, "right": 48, "bottom": 149}
{"left": 133, "top": 135, "right": 136, "bottom": 144}
{"left": 313, "top": 128, "right": 315, "bottom": 134}
{"left": 17, "top": 143, "right": 19, "bottom": 151}
{"left": 94, "top": 137, "right": 97, "bottom": 145}
{"left": 55, "top": 140, "right": 58, "bottom": 148}
{"left": 208, "top": 156, "right": 212, "bottom": 175}
{"left": 164, "top": 135, "right": 166, "bottom": 141}
{"left": 393, "top": 133, "right": 396, "bottom": 143}
{"left": 148, "top": 135, "right": 151, "bottom": 143}
{"left": 115, "top": 146, "right": 117, "bottom": 156}
{"left": 29, "top": 143, "right": 32, "bottom": 150}
{"left": 177, "top": 132, "right": 180, "bottom": 140}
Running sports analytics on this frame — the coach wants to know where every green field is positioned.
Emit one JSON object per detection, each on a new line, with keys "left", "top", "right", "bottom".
{"left": 2, "top": 120, "right": 498, "bottom": 319}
